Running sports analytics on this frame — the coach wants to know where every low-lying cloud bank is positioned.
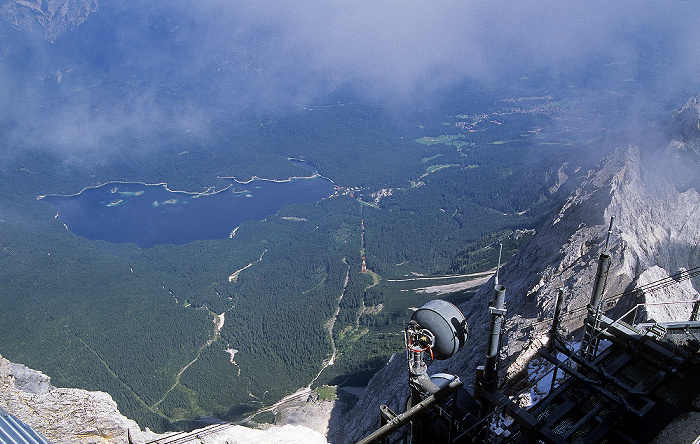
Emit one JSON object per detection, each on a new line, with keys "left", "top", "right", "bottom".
{"left": 1, "top": 1, "right": 699, "bottom": 160}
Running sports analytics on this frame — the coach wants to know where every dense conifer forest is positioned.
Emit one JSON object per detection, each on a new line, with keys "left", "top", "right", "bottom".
{"left": 0, "top": 95, "right": 602, "bottom": 429}
{"left": 0, "top": 12, "right": 616, "bottom": 427}
{"left": 1, "top": 0, "right": 697, "bottom": 434}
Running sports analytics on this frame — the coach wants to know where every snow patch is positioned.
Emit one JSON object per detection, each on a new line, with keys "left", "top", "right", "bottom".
{"left": 519, "top": 341, "right": 583, "bottom": 407}
{"left": 214, "top": 313, "right": 225, "bottom": 333}
{"left": 225, "top": 348, "right": 238, "bottom": 364}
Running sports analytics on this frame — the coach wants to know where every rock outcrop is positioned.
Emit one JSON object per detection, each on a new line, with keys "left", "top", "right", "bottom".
{"left": 0, "top": 354, "right": 161, "bottom": 443}
{"left": 0, "top": 353, "right": 330, "bottom": 444}
{"left": 275, "top": 395, "right": 341, "bottom": 437}
{"left": 331, "top": 97, "right": 700, "bottom": 443}
{"left": 0, "top": 0, "right": 98, "bottom": 42}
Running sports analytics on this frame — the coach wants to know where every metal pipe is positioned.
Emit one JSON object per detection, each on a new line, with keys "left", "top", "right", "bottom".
{"left": 380, "top": 406, "right": 397, "bottom": 444}
{"left": 604, "top": 216, "right": 615, "bottom": 252}
{"left": 473, "top": 365, "right": 484, "bottom": 402}
{"left": 590, "top": 253, "right": 611, "bottom": 313}
{"left": 495, "top": 243, "right": 503, "bottom": 286}
{"left": 448, "top": 390, "right": 458, "bottom": 443}
{"left": 583, "top": 217, "right": 614, "bottom": 360}
{"left": 582, "top": 252, "right": 610, "bottom": 361}
{"left": 549, "top": 288, "right": 565, "bottom": 393}
{"left": 355, "top": 378, "right": 463, "bottom": 444}
{"left": 479, "top": 284, "right": 506, "bottom": 419}
{"left": 484, "top": 285, "right": 506, "bottom": 385}
{"left": 549, "top": 288, "right": 565, "bottom": 353}
{"left": 407, "top": 350, "right": 427, "bottom": 444}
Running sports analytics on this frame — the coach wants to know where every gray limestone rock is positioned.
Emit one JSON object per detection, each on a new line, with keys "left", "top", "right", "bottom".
{"left": 0, "top": 354, "right": 162, "bottom": 444}
{"left": 0, "top": 0, "right": 98, "bottom": 42}
{"left": 9, "top": 362, "right": 54, "bottom": 396}
{"left": 0, "top": 354, "right": 330, "bottom": 444}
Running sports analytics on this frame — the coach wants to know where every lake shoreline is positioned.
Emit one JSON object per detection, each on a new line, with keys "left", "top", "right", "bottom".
{"left": 38, "top": 169, "right": 335, "bottom": 248}
{"left": 37, "top": 158, "right": 335, "bottom": 200}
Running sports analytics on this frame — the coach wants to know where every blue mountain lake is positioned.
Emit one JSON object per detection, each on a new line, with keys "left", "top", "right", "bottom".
{"left": 42, "top": 173, "right": 334, "bottom": 248}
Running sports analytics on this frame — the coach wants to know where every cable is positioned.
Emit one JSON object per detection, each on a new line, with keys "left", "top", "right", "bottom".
{"left": 604, "top": 265, "right": 700, "bottom": 304}
{"left": 524, "top": 264, "right": 700, "bottom": 333}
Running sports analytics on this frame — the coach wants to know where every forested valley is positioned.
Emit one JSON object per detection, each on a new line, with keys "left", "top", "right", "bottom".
{"left": 0, "top": 23, "right": 611, "bottom": 428}
{"left": 0, "top": 96, "right": 606, "bottom": 430}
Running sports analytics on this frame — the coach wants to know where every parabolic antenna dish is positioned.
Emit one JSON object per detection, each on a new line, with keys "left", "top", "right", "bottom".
{"left": 410, "top": 299, "right": 468, "bottom": 360}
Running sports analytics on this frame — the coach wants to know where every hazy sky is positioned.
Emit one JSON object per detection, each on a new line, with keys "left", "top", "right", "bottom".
{"left": 219, "top": 1, "right": 700, "bottom": 101}
{"left": 56, "top": 0, "right": 700, "bottom": 104}
{"left": 2, "top": 1, "right": 700, "bottom": 161}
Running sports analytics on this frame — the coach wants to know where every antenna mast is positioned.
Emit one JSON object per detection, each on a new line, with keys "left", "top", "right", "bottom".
{"left": 495, "top": 242, "right": 503, "bottom": 286}
{"left": 604, "top": 216, "right": 614, "bottom": 253}
{"left": 582, "top": 217, "right": 614, "bottom": 361}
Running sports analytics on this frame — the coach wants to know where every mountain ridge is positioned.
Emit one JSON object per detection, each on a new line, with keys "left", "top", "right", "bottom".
{"left": 330, "top": 96, "right": 700, "bottom": 443}
{"left": 0, "top": 0, "right": 98, "bottom": 42}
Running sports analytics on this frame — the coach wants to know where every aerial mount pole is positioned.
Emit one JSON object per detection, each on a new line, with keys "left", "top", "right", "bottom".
{"left": 495, "top": 243, "right": 503, "bottom": 286}
{"left": 479, "top": 283, "right": 507, "bottom": 419}
{"left": 402, "top": 300, "right": 468, "bottom": 443}
{"left": 477, "top": 246, "right": 507, "bottom": 419}
{"left": 549, "top": 288, "right": 565, "bottom": 353}
{"left": 549, "top": 288, "right": 565, "bottom": 393}
{"left": 405, "top": 322, "right": 439, "bottom": 444}
{"left": 582, "top": 217, "right": 614, "bottom": 361}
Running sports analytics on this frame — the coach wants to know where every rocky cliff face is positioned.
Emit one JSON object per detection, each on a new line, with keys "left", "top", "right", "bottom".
{"left": 0, "top": 354, "right": 329, "bottom": 444}
{"left": 0, "top": 0, "right": 98, "bottom": 42}
{"left": 0, "top": 354, "right": 161, "bottom": 443}
{"left": 330, "top": 97, "right": 700, "bottom": 443}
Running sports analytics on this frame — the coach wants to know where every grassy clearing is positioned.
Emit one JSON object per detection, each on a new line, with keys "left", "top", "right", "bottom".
{"left": 424, "top": 164, "right": 458, "bottom": 175}
{"left": 421, "top": 154, "right": 444, "bottom": 163}
{"left": 415, "top": 134, "right": 465, "bottom": 146}
{"left": 252, "top": 411, "right": 276, "bottom": 424}
{"left": 367, "top": 270, "right": 380, "bottom": 286}
{"left": 489, "top": 139, "right": 524, "bottom": 145}
{"left": 316, "top": 385, "right": 338, "bottom": 401}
